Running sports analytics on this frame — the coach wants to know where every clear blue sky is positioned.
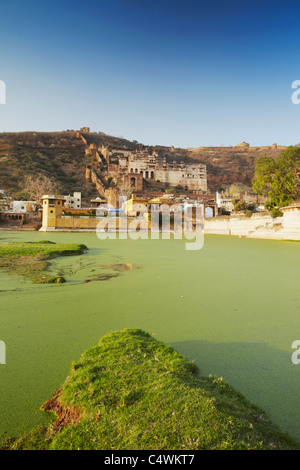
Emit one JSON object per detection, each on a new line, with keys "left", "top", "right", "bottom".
{"left": 1, "top": 0, "right": 300, "bottom": 147}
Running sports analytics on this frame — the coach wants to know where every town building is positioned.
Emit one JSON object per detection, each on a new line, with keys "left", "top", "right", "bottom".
{"left": 90, "top": 197, "right": 108, "bottom": 209}
{"left": 64, "top": 192, "right": 81, "bottom": 209}
{"left": 11, "top": 201, "right": 37, "bottom": 213}
{"left": 216, "top": 191, "right": 235, "bottom": 212}
{"left": 40, "top": 188, "right": 216, "bottom": 231}
{"left": 0, "top": 194, "right": 12, "bottom": 212}
{"left": 40, "top": 195, "right": 110, "bottom": 231}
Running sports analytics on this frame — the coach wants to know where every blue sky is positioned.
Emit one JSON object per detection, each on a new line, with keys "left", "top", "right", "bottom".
{"left": 1, "top": 0, "right": 300, "bottom": 147}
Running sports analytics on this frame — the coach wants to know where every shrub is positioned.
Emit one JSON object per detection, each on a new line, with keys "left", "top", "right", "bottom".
{"left": 270, "top": 207, "right": 283, "bottom": 218}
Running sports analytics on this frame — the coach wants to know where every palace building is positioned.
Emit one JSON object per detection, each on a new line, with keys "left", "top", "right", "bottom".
{"left": 105, "top": 149, "right": 207, "bottom": 192}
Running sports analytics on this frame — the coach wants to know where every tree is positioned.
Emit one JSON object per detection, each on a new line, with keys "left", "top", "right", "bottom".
{"left": 13, "top": 191, "right": 31, "bottom": 201}
{"left": 22, "top": 173, "right": 62, "bottom": 203}
{"left": 252, "top": 146, "right": 300, "bottom": 211}
{"left": 232, "top": 199, "right": 247, "bottom": 212}
{"left": 119, "top": 179, "right": 133, "bottom": 200}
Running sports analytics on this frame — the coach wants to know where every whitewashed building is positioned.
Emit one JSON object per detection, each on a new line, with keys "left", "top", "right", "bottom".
{"left": 64, "top": 192, "right": 81, "bottom": 209}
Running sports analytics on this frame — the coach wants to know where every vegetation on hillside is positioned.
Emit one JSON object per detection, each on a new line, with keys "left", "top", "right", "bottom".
{"left": 0, "top": 132, "right": 92, "bottom": 199}
{"left": 0, "top": 240, "right": 87, "bottom": 283}
{"left": 6, "top": 329, "right": 299, "bottom": 450}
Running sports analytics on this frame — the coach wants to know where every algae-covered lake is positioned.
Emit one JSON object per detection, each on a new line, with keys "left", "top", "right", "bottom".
{"left": 1, "top": 230, "right": 300, "bottom": 443}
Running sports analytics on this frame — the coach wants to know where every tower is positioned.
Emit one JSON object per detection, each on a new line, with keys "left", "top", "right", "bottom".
{"left": 40, "top": 195, "right": 64, "bottom": 231}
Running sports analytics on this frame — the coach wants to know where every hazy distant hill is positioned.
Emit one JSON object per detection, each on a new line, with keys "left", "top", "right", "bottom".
{"left": 0, "top": 130, "right": 286, "bottom": 199}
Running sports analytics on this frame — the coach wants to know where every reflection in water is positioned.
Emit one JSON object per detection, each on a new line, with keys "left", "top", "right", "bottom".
{"left": 0, "top": 288, "right": 22, "bottom": 293}
{"left": 48, "top": 258, "right": 137, "bottom": 284}
{"left": 84, "top": 263, "right": 136, "bottom": 283}
{"left": 102, "top": 263, "right": 134, "bottom": 272}
{"left": 84, "top": 273, "right": 119, "bottom": 283}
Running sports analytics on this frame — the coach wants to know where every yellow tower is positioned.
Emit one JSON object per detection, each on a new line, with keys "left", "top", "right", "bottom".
{"left": 40, "top": 195, "right": 64, "bottom": 231}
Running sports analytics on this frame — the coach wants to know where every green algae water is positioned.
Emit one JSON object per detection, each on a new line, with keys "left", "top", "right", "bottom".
{"left": 1, "top": 231, "right": 300, "bottom": 443}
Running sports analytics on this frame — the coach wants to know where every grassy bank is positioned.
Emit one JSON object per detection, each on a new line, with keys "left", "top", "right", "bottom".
{"left": 6, "top": 329, "right": 299, "bottom": 450}
{"left": 0, "top": 240, "right": 87, "bottom": 283}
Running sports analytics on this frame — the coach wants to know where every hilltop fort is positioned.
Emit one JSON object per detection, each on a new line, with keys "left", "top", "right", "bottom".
{"left": 0, "top": 128, "right": 288, "bottom": 206}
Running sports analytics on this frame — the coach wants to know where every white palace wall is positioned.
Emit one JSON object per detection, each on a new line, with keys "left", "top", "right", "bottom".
{"left": 204, "top": 206, "right": 300, "bottom": 240}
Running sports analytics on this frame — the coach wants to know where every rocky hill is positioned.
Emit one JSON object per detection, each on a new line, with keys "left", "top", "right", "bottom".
{"left": 0, "top": 130, "right": 286, "bottom": 200}
{"left": 187, "top": 144, "right": 286, "bottom": 190}
{"left": 0, "top": 131, "right": 140, "bottom": 202}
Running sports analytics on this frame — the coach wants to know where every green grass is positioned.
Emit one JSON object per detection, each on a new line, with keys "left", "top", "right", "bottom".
{"left": 0, "top": 240, "right": 87, "bottom": 283}
{"left": 7, "top": 329, "right": 299, "bottom": 450}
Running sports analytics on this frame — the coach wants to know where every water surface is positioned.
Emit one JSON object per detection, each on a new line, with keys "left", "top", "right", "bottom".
{"left": 1, "top": 231, "right": 300, "bottom": 442}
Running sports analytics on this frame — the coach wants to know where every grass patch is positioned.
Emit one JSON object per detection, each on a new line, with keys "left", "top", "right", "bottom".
{"left": 6, "top": 329, "right": 299, "bottom": 450}
{"left": 0, "top": 240, "right": 87, "bottom": 283}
